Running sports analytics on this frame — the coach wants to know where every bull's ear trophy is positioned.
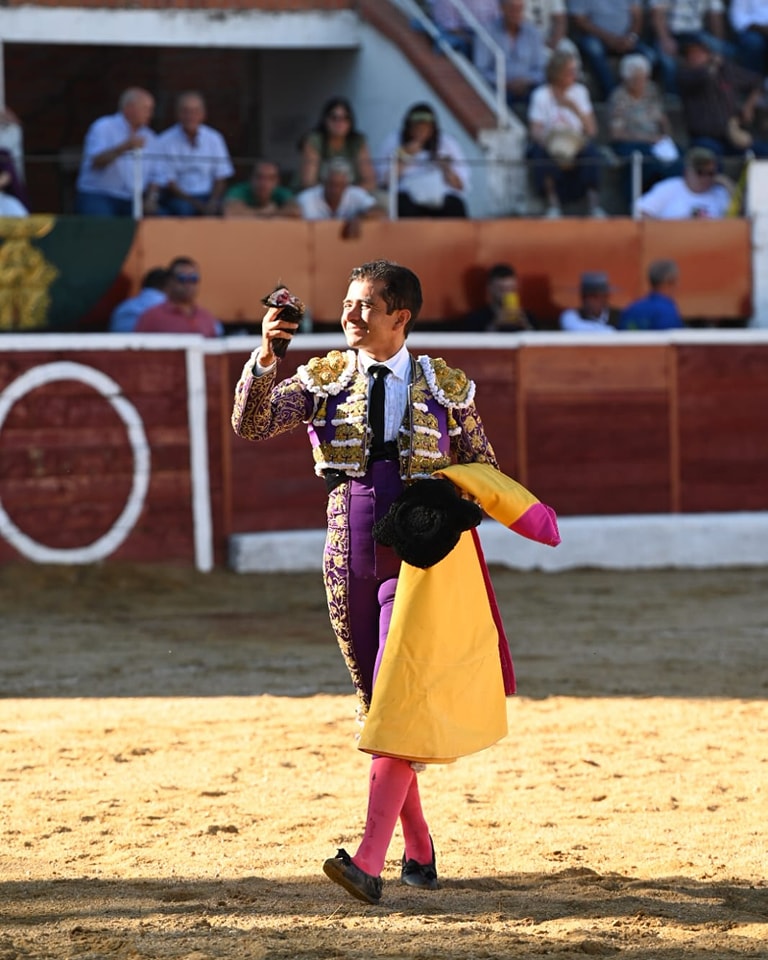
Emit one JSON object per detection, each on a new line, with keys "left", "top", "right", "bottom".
{"left": 261, "top": 286, "right": 305, "bottom": 358}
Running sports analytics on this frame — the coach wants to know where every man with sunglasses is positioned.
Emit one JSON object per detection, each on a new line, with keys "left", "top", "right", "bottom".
{"left": 633, "top": 145, "right": 731, "bottom": 218}
{"left": 135, "top": 256, "right": 223, "bottom": 336}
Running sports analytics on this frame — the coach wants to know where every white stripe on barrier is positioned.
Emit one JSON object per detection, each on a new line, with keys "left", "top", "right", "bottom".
{"left": 0, "top": 361, "right": 150, "bottom": 564}
{"left": 228, "top": 512, "right": 768, "bottom": 573}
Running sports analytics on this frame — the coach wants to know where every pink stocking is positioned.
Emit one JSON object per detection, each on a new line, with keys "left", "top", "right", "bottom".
{"left": 353, "top": 756, "right": 414, "bottom": 876}
{"left": 399, "top": 774, "right": 433, "bottom": 865}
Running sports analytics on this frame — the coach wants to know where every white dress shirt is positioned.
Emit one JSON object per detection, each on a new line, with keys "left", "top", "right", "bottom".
{"left": 296, "top": 183, "right": 377, "bottom": 220}
{"left": 357, "top": 344, "right": 412, "bottom": 442}
{"left": 156, "top": 123, "right": 234, "bottom": 195}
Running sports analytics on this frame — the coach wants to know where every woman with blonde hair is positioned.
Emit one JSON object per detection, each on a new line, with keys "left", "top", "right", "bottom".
{"left": 526, "top": 48, "right": 604, "bottom": 217}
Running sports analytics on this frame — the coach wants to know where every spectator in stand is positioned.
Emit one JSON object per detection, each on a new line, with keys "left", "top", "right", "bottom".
{"left": 461, "top": 262, "right": 533, "bottom": 331}
{"left": 297, "top": 97, "right": 376, "bottom": 193}
{"left": 377, "top": 102, "right": 470, "bottom": 218}
{"left": 156, "top": 91, "right": 234, "bottom": 217}
{"left": 559, "top": 271, "right": 620, "bottom": 333}
{"left": 633, "top": 146, "right": 732, "bottom": 218}
{"left": 75, "top": 87, "right": 164, "bottom": 217}
{"left": 296, "top": 157, "right": 384, "bottom": 239}
{"left": 678, "top": 38, "right": 768, "bottom": 159}
{"left": 223, "top": 160, "right": 299, "bottom": 219}
{"left": 475, "top": 0, "right": 548, "bottom": 106}
{"left": 569, "top": 0, "right": 654, "bottom": 100}
{"left": 524, "top": 0, "right": 568, "bottom": 53}
{"left": 0, "top": 106, "right": 26, "bottom": 193}
{"left": 527, "top": 49, "right": 605, "bottom": 218}
{"left": 608, "top": 54, "right": 683, "bottom": 207}
{"left": 135, "top": 256, "right": 223, "bottom": 337}
{"left": 729, "top": 0, "right": 768, "bottom": 73}
{"left": 650, "top": 0, "right": 733, "bottom": 95}
{"left": 0, "top": 149, "right": 29, "bottom": 216}
{"left": 620, "top": 259, "right": 684, "bottom": 329}
{"left": 109, "top": 267, "right": 169, "bottom": 333}
{"left": 431, "top": 0, "right": 502, "bottom": 58}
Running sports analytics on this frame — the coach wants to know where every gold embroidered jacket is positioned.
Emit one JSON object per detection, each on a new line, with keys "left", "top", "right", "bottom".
{"left": 231, "top": 348, "right": 498, "bottom": 480}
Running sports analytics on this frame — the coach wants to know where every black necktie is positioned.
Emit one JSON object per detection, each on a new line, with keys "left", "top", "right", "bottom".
{"left": 369, "top": 364, "right": 390, "bottom": 455}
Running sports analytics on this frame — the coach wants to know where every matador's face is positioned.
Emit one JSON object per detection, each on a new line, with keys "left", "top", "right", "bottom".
{"left": 340, "top": 278, "right": 409, "bottom": 362}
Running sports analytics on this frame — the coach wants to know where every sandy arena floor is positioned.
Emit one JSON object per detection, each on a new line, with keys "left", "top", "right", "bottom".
{"left": 1, "top": 562, "right": 766, "bottom": 959}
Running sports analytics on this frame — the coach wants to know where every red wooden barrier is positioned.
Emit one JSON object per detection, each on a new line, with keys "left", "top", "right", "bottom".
{"left": 2, "top": 333, "right": 768, "bottom": 568}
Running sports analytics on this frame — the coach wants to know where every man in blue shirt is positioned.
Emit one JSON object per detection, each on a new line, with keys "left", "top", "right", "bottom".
{"left": 76, "top": 88, "right": 165, "bottom": 217}
{"left": 475, "top": 0, "right": 548, "bottom": 105}
{"left": 570, "top": 0, "right": 655, "bottom": 98}
{"left": 109, "top": 267, "right": 169, "bottom": 333}
{"left": 620, "top": 259, "right": 684, "bottom": 330}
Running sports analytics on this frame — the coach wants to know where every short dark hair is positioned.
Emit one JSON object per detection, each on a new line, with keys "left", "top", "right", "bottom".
{"left": 350, "top": 259, "right": 423, "bottom": 334}
{"left": 141, "top": 267, "right": 169, "bottom": 290}
{"left": 168, "top": 256, "right": 198, "bottom": 275}
{"left": 488, "top": 262, "right": 516, "bottom": 282}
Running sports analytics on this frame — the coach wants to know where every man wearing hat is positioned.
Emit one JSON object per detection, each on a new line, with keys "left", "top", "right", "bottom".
{"left": 231, "top": 259, "right": 558, "bottom": 905}
{"left": 559, "top": 271, "right": 620, "bottom": 332}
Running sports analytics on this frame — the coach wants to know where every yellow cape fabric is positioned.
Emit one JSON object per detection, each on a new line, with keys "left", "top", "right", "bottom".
{"left": 437, "top": 462, "right": 540, "bottom": 527}
{"left": 357, "top": 530, "right": 508, "bottom": 764}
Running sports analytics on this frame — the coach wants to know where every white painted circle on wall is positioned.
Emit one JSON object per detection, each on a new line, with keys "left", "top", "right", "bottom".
{"left": 0, "top": 360, "right": 151, "bottom": 563}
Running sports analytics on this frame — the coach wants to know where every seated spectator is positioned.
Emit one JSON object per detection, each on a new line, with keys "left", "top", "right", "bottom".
{"left": 620, "top": 259, "right": 684, "bottom": 329}
{"left": 527, "top": 49, "right": 605, "bottom": 218}
{"left": 650, "top": 0, "right": 734, "bottom": 95}
{"left": 678, "top": 39, "right": 768, "bottom": 159}
{"left": 475, "top": 0, "right": 548, "bottom": 107}
{"left": 135, "top": 256, "right": 223, "bottom": 337}
{"left": 109, "top": 267, "right": 169, "bottom": 333}
{"left": 524, "top": 0, "right": 568, "bottom": 52}
{"left": 729, "top": 0, "right": 768, "bottom": 73}
{"left": 608, "top": 54, "right": 683, "bottom": 206}
{"left": 462, "top": 262, "right": 533, "bottom": 331}
{"left": 559, "top": 271, "right": 620, "bottom": 333}
{"left": 377, "top": 102, "right": 470, "bottom": 218}
{"left": 298, "top": 97, "right": 376, "bottom": 193}
{"left": 0, "top": 107, "right": 26, "bottom": 196}
{"left": 156, "top": 91, "right": 234, "bottom": 217}
{"left": 0, "top": 149, "right": 29, "bottom": 217}
{"left": 431, "top": 0, "right": 503, "bottom": 58}
{"left": 569, "top": 0, "right": 654, "bottom": 100}
{"left": 634, "top": 146, "right": 731, "bottom": 218}
{"left": 222, "top": 160, "right": 299, "bottom": 218}
{"left": 75, "top": 87, "right": 164, "bottom": 217}
{"left": 295, "top": 158, "right": 384, "bottom": 238}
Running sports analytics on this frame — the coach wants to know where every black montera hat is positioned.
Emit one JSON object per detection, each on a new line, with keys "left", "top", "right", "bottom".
{"left": 373, "top": 478, "right": 483, "bottom": 569}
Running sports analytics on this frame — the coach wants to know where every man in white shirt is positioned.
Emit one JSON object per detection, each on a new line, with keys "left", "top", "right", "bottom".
{"left": 75, "top": 87, "right": 164, "bottom": 217}
{"left": 296, "top": 158, "right": 384, "bottom": 238}
{"left": 634, "top": 146, "right": 731, "bottom": 218}
{"left": 559, "top": 271, "right": 620, "bottom": 332}
{"left": 156, "top": 91, "right": 234, "bottom": 216}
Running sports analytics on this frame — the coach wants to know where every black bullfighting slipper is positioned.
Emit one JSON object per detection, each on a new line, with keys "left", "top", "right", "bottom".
{"left": 401, "top": 838, "right": 439, "bottom": 890}
{"left": 323, "top": 848, "right": 383, "bottom": 905}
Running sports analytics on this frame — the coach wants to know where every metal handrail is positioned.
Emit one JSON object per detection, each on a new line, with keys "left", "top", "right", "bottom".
{"left": 389, "top": 0, "right": 513, "bottom": 129}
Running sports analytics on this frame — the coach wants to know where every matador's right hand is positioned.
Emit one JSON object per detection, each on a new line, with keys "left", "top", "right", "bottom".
{"left": 258, "top": 304, "right": 300, "bottom": 367}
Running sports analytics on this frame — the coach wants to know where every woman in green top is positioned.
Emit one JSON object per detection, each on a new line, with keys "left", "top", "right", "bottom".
{"left": 298, "top": 97, "right": 377, "bottom": 193}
